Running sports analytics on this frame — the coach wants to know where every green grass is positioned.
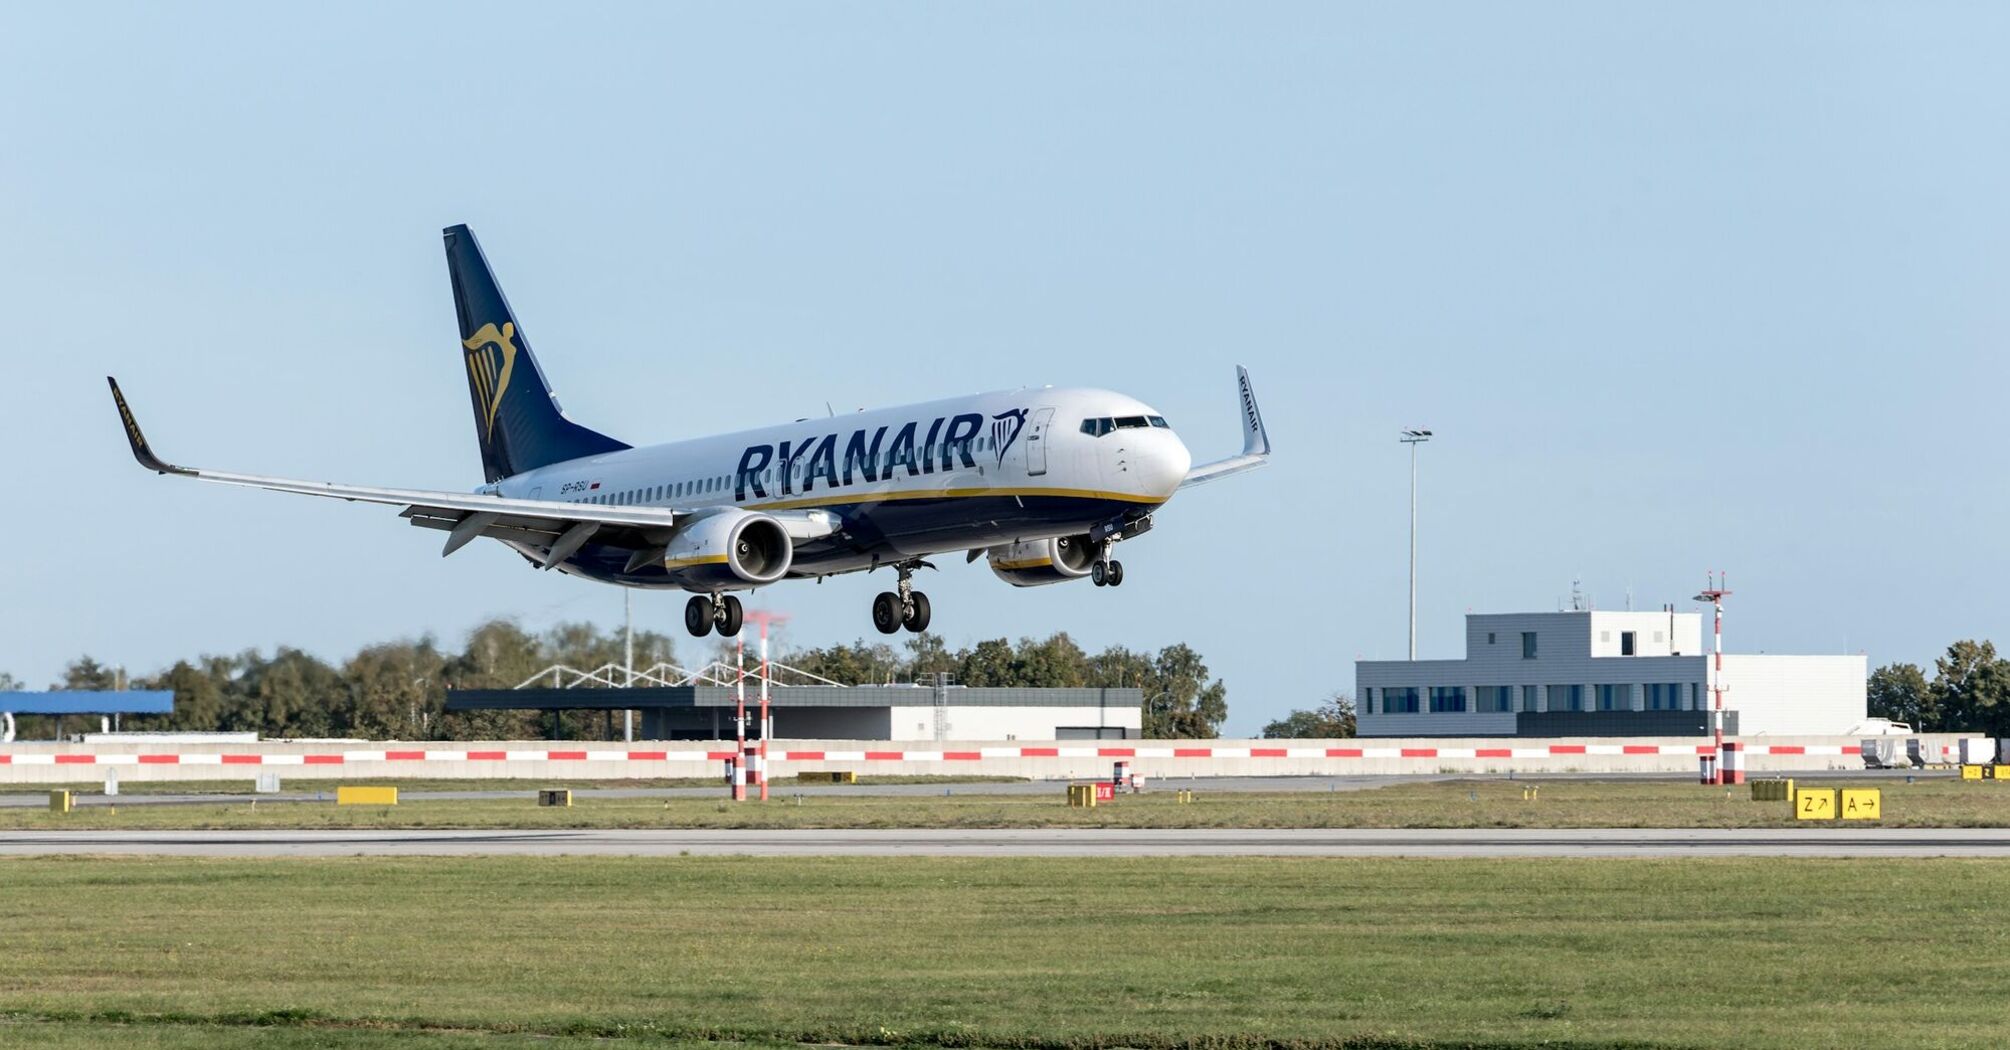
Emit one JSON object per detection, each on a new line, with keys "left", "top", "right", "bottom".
{"left": 5, "top": 777, "right": 2006, "bottom": 830}
{"left": 0, "top": 1021, "right": 771, "bottom": 1048}
{"left": 1, "top": 855, "right": 2006, "bottom": 1048}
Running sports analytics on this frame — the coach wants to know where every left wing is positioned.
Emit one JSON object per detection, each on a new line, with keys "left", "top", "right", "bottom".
{"left": 109, "top": 377, "right": 680, "bottom": 567}
{"left": 1180, "top": 365, "right": 1271, "bottom": 488}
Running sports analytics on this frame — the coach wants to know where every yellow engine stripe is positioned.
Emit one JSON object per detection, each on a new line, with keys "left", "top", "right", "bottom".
{"left": 661, "top": 554, "right": 731, "bottom": 570}
{"left": 993, "top": 557, "right": 1055, "bottom": 571}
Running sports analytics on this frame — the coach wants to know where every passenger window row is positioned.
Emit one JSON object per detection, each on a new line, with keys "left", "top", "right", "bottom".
{"left": 576, "top": 474, "right": 731, "bottom": 506}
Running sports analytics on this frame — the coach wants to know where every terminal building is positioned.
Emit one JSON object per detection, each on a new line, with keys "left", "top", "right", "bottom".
{"left": 1354, "top": 610, "right": 1865, "bottom": 737}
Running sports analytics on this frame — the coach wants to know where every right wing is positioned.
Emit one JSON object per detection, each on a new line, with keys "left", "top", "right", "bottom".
{"left": 1180, "top": 365, "right": 1271, "bottom": 488}
{"left": 109, "top": 377, "right": 680, "bottom": 568}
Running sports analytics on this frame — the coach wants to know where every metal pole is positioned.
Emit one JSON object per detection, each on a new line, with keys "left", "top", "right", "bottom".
{"left": 1409, "top": 440, "right": 1418, "bottom": 661}
{"left": 623, "top": 590, "right": 634, "bottom": 743}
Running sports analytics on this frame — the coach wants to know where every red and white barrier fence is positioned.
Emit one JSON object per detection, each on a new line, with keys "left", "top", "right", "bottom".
{"left": 0, "top": 737, "right": 1895, "bottom": 782}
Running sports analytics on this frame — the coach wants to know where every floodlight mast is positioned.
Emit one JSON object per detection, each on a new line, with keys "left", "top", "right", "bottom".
{"left": 1693, "top": 573, "right": 1732, "bottom": 784}
{"left": 1399, "top": 429, "right": 1433, "bottom": 661}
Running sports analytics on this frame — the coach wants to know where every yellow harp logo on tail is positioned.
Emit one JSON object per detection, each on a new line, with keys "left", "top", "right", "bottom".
{"left": 462, "top": 322, "right": 519, "bottom": 440}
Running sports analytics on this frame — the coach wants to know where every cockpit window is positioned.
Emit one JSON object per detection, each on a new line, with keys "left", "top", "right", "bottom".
{"left": 1148, "top": 415, "right": 1169, "bottom": 428}
{"left": 1114, "top": 416, "right": 1149, "bottom": 429}
{"left": 1080, "top": 417, "right": 1113, "bottom": 437}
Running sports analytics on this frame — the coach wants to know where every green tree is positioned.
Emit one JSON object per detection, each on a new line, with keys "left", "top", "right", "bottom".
{"left": 1142, "top": 643, "right": 1228, "bottom": 738}
{"left": 1867, "top": 663, "right": 1932, "bottom": 730}
{"left": 343, "top": 639, "right": 448, "bottom": 740}
{"left": 1262, "top": 693, "right": 1357, "bottom": 739}
{"left": 904, "top": 633, "right": 958, "bottom": 681}
{"left": 956, "top": 639, "right": 1017, "bottom": 687}
{"left": 783, "top": 640, "right": 903, "bottom": 685}
{"left": 1013, "top": 633, "right": 1091, "bottom": 687}
{"left": 238, "top": 647, "right": 342, "bottom": 737}
{"left": 57, "top": 655, "right": 119, "bottom": 691}
{"left": 1929, "top": 640, "right": 2010, "bottom": 736}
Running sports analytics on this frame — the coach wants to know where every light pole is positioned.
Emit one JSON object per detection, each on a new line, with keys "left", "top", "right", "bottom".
{"left": 1399, "top": 429, "right": 1433, "bottom": 661}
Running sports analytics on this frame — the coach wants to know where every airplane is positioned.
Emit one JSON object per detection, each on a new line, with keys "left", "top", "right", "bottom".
{"left": 109, "top": 224, "right": 1271, "bottom": 638}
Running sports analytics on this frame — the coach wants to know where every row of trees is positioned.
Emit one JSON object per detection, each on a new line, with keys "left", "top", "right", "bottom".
{"left": 1260, "top": 693, "right": 1358, "bottom": 739}
{"left": 3, "top": 622, "right": 1231, "bottom": 741}
{"left": 777, "top": 633, "right": 1227, "bottom": 738}
{"left": 1868, "top": 640, "right": 2010, "bottom": 736}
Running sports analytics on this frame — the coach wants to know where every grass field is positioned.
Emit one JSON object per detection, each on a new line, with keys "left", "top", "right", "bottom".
{"left": 3, "top": 777, "right": 2005, "bottom": 830}
{"left": 1, "top": 855, "right": 2006, "bottom": 1048}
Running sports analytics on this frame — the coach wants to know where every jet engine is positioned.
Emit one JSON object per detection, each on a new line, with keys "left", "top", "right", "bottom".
{"left": 986, "top": 534, "right": 1096, "bottom": 587}
{"left": 661, "top": 508, "right": 794, "bottom": 589}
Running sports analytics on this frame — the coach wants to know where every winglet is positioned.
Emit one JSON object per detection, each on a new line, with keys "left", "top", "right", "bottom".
{"left": 1177, "top": 366, "right": 1272, "bottom": 490}
{"left": 106, "top": 377, "right": 193, "bottom": 476}
{"left": 1235, "top": 365, "right": 1270, "bottom": 457}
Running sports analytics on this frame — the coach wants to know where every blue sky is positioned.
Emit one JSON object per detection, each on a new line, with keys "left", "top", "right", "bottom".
{"left": 4, "top": 4, "right": 2005, "bottom": 733}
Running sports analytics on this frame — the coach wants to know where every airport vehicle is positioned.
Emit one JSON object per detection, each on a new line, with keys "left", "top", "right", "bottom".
{"left": 109, "top": 225, "right": 1270, "bottom": 638}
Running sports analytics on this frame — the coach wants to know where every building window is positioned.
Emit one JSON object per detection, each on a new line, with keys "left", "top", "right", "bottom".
{"left": 1521, "top": 685, "right": 1539, "bottom": 712}
{"left": 1430, "top": 687, "right": 1466, "bottom": 713}
{"left": 1621, "top": 631, "right": 1636, "bottom": 656}
{"left": 1522, "top": 632, "right": 1538, "bottom": 659}
{"left": 1596, "top": 684, "right": 1631, "bottom": 711}
{"left": 1547, "top": 684, "right": 1583, "bottom": 713}
{"left": 1476, "top": 686, "right": 1513, "bottom": 713}
{"left": 1690, "top": 683, "right": 1702, "bottom": 710}
{"left": 1647, "top": 683, "right": 1685, "bottom": 710}
{"left": 1384, "top": 687, "right": 1420, "bottom": 714}
{"left": 1362, "top": 687, "right": 1375, "bottom": 715}
{"left": 1487, "top": 632, "right": 1496, "bottom": 645}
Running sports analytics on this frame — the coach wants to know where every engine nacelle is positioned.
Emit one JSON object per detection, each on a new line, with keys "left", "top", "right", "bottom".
{"left": 661, "top": 508, "right": 794, "bottom": 589}
{"left": 987, "top": 534, "right": 1096, "bottom": 587}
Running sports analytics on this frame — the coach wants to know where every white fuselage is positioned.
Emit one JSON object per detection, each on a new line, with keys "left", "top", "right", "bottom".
{"left": 492, "top": 386, "right": 1191, "bottom": 587}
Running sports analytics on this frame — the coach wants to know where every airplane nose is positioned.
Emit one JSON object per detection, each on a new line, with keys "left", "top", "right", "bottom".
{"left": 1139, "top": 432, "right": 1191, "bottom": 498}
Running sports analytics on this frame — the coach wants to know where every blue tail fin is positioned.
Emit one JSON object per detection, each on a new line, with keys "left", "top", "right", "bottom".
{"left": 443, "top": 224, "right": 628, "bottom": 482}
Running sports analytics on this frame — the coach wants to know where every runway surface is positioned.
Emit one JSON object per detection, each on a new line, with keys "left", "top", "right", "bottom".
{"left": 4, "top": 827, "right": 2007, "bottom": 858}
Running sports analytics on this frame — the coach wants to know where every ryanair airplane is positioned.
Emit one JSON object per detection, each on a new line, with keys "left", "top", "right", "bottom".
{"left": 110, "top": 225, "right": 1271, "bottom": 638}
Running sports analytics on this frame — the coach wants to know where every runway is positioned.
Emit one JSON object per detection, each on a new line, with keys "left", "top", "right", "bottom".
{"left": 4, "top": 827, "right": 2007, "bottom": 858}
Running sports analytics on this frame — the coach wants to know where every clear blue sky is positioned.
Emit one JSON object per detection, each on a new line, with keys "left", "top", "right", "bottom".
{"left": 4, "top": 4, "right": 2005, "bottom": 733}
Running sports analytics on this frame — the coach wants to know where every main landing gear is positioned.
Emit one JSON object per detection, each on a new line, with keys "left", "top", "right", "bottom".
{"left": 872, "top": 560, "right": 933, "bottom": 635}
{"left": 685, "top": 593, "right": 744, "bottom": 637}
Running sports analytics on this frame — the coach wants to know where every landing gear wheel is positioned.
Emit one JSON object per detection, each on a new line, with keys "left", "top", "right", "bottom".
{"left": 684, "top": 595, "right": 714, "bottom": 637}
{"left": 871, "top": 591, "right": 902, "bottom": 635}
{"left": 903, "top": 591, "right": 932, "bottom": 633}
{"left": 1092, "top": 562, "right": 1108, "bottom": 587}
{"left": 717, "top": 595, "right": 744, "bottom": 637}
{"left": 1107, "top": 560, "right": 1124, "bottom": 587}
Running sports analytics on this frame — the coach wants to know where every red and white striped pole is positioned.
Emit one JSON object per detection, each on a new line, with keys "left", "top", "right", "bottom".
{"left": 733, "top": 636, "right": 748, "bottom": 802}
{"left": 758, "top": 619, "right": 771, "bottom": 802}
{"left": 1694, "top": 573, "right": 1732, "bottom": 785}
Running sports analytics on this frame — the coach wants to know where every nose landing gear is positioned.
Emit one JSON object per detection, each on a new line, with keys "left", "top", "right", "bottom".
{"left": 1090, "top": 537, "right": 1125, "bottom": 587}
{"left": 872, "top": 559, "right": 933, "bottom": 634}
{"left": 685, "top": 593, "right": 744, "bottom": 637}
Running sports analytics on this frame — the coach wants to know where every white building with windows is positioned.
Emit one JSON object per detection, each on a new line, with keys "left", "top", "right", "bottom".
{"left": 1355, "top": 611, "right": 1865, "bottom": 737}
